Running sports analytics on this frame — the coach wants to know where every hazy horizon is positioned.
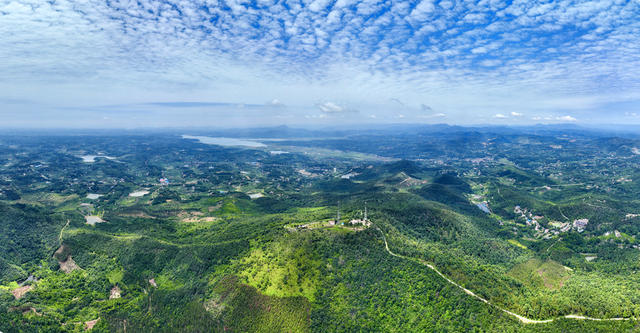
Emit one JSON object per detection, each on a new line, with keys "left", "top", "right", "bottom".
{"left": 3, "top": 123, "right": 640, "bottom": 136}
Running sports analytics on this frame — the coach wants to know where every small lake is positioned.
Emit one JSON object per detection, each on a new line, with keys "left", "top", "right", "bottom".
{"left": 79, "top": 155, "right": 116, "bottom": 163}
{"left": 129, "top": 190, "right": 150, "bottom": 197}
{"left": 476, "top": 202, "right": 491, "bottom": 213}
{"left": 85, "top": 215, "right": 105, "bottom": 225}
{"left": 182, "top": 135, "right": 266, "bottom": 148}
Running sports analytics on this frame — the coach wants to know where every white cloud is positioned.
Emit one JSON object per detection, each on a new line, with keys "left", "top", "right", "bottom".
{"left": 418, "top": 112, "right": 446, "bottom": 118}
{"left": 308, "top": 0, "right": 332, "bottom": 12}
{"left": 493, "top": 113, "right": 508, "bottom": 119}
{"left": 317, "top": 101, "right": 357, "bottom": 113}
{"left": 480, "top": 59, "right": 502, "bottom": 67}
{"left": 317, "top": 101, "right": 343, "bottom": 113}
{"left": 556, "top": 115, "right": 577, "bottom": 122}
{"left": 267, "top": 99, "right": 285, "bottom": 107}
{"left": 511, "top": 112, "right": 523, "bottom": 116}
{"left": 408, "top": 0, "right": 436, "bottom": 24}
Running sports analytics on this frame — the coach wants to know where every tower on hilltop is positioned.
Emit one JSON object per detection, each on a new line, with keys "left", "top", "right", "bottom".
{"left": 364, "top": 202, "right": 367, "bottom": 221}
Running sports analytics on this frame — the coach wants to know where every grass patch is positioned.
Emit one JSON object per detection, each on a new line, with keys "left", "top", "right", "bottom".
{"left": 508, "top": 239, "right": 528, "bottom": 249}
{"left": 106, "top": 268, "right": 124, "bottom": 284}
{"left": 508, "top": 258, "right": 570, "bottom": 290}
{"left": 236, "top": 234, "right": 320, "bottom": 302}
{"left": 0, "top": 281, "right": 20, "bottom": 291}
{"left": 210, "top": 275, "right": 310, "bottom": 333}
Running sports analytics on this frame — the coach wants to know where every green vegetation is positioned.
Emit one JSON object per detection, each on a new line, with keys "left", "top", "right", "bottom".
{"left": 210, "top": 275, "right": 310, "bottom": 332}
{"left": 508, "top": 258, "right": 569, "bottom": 290}
{"left": 235, "top": 233, "right": 321, "bottom": 301}
{"left": 2, "top": 128, "right": 640, "bottom": 332}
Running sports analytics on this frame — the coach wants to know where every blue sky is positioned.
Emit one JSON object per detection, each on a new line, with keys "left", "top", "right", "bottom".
{"left": 0, "top": 0, "right": 639, "bottom": 127}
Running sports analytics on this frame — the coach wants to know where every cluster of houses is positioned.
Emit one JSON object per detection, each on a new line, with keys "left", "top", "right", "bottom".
{"left": 349, "top": 218, "right": 371, "bottom": 227}
{"left": 296, "top": 204, "right": 372, "bottom": 230}
{"left": 340, "top": 172, "right": 359, "bottom": 180}
{"left": 291, "top": 213, "right": 371, "bottom": 232}
{"left": 328, "top": 217, "right": 371, "bottom": 227}
{"left": 283, "top": 201, "right": 376, "bottom": 234}
{"left": 514, "top": 205, "right": 549, "bottom": 237}
{"left": 572, "top": 218, "right": 589, "bottom": 232}
{"left": 514, "top": 205, "right": 589, "bottom": 238}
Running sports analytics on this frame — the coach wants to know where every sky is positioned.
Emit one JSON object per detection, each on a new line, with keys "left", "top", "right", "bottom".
{"left": 0, "top": 0, "right": 639, "bottom": 128}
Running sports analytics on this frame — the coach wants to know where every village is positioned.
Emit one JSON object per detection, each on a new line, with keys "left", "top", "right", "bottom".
{"left": 513, "top": 204, "right": 591, "bottom": 238}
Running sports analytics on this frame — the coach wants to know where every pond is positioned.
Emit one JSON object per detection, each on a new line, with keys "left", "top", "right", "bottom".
{"left": 79, "top": 155, "right": 116, "bottom": 163}
{"left": 85, "top": 216, "right": 104, "bottom": 225}
{"left": 129, "top": 190, "right": 150, "bottom": 197}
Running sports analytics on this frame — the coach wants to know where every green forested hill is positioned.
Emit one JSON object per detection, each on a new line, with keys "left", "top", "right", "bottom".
{"left": 0, "top": 202, "right": 67, "bottom": 283}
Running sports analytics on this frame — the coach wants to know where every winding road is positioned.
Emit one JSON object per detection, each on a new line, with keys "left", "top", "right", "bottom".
{"left": 374, "top": 226, "right": 634, "bottom": 324}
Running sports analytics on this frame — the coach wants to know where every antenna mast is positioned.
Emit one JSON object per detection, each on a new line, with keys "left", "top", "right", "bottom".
{"left": 364, "top": 202, "right": 367, "bottom": 221}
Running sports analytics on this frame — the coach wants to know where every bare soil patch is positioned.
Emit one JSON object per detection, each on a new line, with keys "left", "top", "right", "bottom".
{"left": 11, "top": 285, "right": 33, "bottom": 299}
{"left": 54, "top": 245, "right": 81, "bottom": 273}
{"left": 59, "top": 256, "right": 80, "bottom": 273}
{"left": 110, "top": 286, "right": 121, "bottom": 299}
{"left": 85, "top": 318, "right": 100, "bottom": 330}
{"left": 119, "top": 211, "right": 156, "bottom": 219}
{"left": 178, "top": 210, "right": 216, "bottom": 222}
{"left": 9, "top": 305, "right": 40, "bottom": 315}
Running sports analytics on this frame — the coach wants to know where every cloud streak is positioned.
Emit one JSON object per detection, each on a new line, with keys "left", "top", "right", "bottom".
{"left": 317, "top": 101, "right": 358, "bottom": 114}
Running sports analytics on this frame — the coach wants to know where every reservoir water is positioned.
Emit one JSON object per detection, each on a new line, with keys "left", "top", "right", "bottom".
{"left": 182, "top": 135, "right": 266, "bottom": 148}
